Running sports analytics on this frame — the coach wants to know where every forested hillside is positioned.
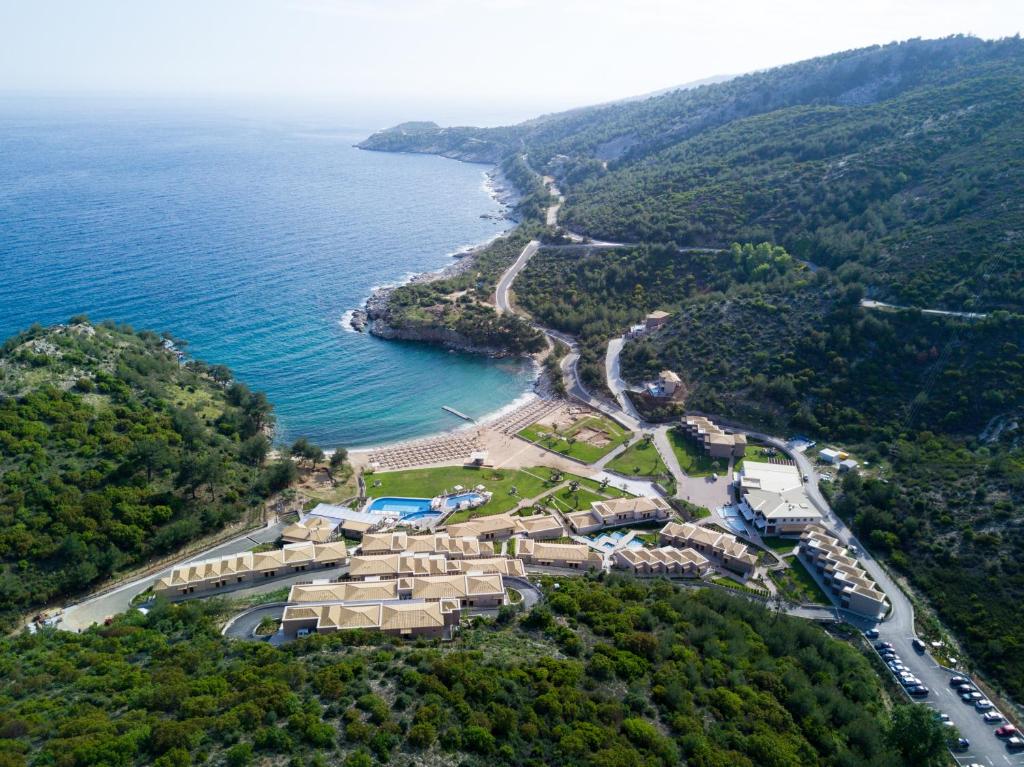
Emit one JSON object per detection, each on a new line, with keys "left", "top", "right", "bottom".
{"left": 0, "top": 320, "right": 291, "bottom": 627}
{"left": 362, "top": 34, "right": 1024, "bottom": 702}
{"left": 0, "top": 577, "right": 940, "bottom": 767}
{"left": 362, "top": 36, "right": 1024, "bottom": 311}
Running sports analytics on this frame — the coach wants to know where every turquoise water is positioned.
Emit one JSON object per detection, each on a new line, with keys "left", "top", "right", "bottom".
{"left": 443, "top": 492, "right": 485, "bottom": 509}
{"left": 366, "top": 497, "right": 432, "bottom": 515}
{"left": 0, "top": 104, "right": 534, "bottom": 447}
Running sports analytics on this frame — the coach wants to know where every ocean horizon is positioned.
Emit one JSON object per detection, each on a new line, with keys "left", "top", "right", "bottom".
{"left": 0, "top": 104, "right": 535, "bottom": 448}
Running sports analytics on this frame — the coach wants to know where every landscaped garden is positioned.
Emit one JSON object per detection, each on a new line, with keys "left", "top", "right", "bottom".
{"left": 365, "top": 465, "right": 552, "bottom": 519}
{"left": 669, "top": 428, "right": 729, "bottom": 477}
{"left": 518, "top": 414, "right": 631, "bottom": 463}
{"left": 605, "top": 437, "right": 667, "bottom": 477}
{"left": 769, "top": 557, "right": 832, "bottom": 605}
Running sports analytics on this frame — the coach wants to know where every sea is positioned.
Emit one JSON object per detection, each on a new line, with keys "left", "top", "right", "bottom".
{"left": 0, "top": 101, "right": 535, "bottom": 448}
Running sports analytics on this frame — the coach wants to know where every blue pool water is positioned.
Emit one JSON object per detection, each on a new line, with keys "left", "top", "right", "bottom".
{"left": 443, "top": 492, "right": 485, "bottom": 510}
{"left": 401, "top": 510, "right": 442, "bottom": 524}
{"left": 366, "top": 497, "right": 432, "bottom": 515}
{"left": 0, "top": 102, "right": 535, "bottom": 447}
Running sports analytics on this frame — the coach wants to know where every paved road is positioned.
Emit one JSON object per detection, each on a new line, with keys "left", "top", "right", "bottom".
{"left": 495, "top": 240, "right": 539, "bottom": 315}
{"left": 860, "top": 298, "right": 988, "bottom": 321}
{"left": 604, "top": 337, "right": 644, "bottom": 421}
{"left": 58, "top": 521, "right": 287, "bottom": 631}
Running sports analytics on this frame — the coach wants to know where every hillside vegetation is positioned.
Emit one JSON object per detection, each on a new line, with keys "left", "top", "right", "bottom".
{"left": 0, "top": 321, "right": 291, "bottom": 627}
{"left": 362, "top": 35, "right": 1024, "bottom": 701}
{"left": 0, "top": 577, "right": 940, "bottom": 767}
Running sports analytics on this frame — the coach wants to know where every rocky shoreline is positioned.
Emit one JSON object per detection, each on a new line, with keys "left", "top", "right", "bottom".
{"left": 347, "top": 165, "right": 522, "bottom": 353}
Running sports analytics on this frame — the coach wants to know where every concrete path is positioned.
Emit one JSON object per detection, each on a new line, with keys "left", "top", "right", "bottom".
{"left": 605, "top": 336, "right": 644, "bottom": 422}
{"left": 860, "top": 298, "right": 988, "bottom": 321}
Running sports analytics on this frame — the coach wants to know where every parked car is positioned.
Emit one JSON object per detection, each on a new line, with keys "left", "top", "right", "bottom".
{"left": 907, "top": 685, "right": 929, "bottom": 697}
{"left": 957, "top": 684, "right": 975, "bottom": 694}
{"left": 1007, "top": 736, "right": 1024, "bottom": 752}
{"left": 952, "top": 737, "right": 970, "bottom": 751}
{"left": 912, "top": 638, "right": 926, "bottom": 653}
{"left": 982, "top": 711, "right": 1004, "bottom": 724}
{"left": 962, "top": 691, "right": 984, "bottom": 703}
{"left": 974, "top": 700, "right": 993, "bottom": 711}
{"left": 865, "top": 628, "right": 879, "bottom": 639}
{"left": 889, "top": 662, "right": 906, "bottom": 672}
{"left": 874, "top": 641, "right": 893, "bottom": 651}
{"left": 949, "top": 675, "right": 969, "bottom": 687}
{"left": 995, "top": 724, "right": 1019, "bottom": 738}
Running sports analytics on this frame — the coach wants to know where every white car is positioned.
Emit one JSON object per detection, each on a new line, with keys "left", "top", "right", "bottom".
{"left": 974, "top": 699, "right": 993, "bottom": 711}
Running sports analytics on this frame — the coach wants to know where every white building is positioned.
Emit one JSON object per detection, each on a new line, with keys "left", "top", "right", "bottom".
{"left": 737, "top": 461, "right": 821, "bottom": 535}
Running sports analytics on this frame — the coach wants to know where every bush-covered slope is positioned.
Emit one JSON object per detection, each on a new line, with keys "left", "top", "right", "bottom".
{"left": 0, "top": 320, "right": 285, "bottom": 626}
{"left": 362, "top": 36, "right": 1024, "bottom": 311}
{"left": 0, "top": 577, "right": 937, "bottom": 767}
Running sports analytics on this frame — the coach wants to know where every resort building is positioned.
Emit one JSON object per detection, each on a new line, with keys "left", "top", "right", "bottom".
{"left": 736, "top": 461, "right": 821, "bottom": 535}
{"left": 444, "top": 513, "right": 518, "bottom": 541}
{"left": 658, "top": 521, "right": 757, "bottom": 576}
{"left": 297, "top": 503, "right": 389, "bottom": 540}
{"left": 288, "top": 572, "right": 505, "bottom": 608}
{"left": 289, "top": 580, "right": 400, "bottom": 603}
{"left": 359, "top": 531, "right": 482, "bottom": 558}
{"left": 645, "top": 310, "right": 671, "bottom": 331}
{"left": 512, "top": 513, "right": 566, "bottom": 539}
{"left": 516, "top": 538, "right": 604, "bottom": 570}
{"left": 838, "top": 458, "right": 859, "bottom": 473}
{"left": 647, "top": 370, "right": 682, "bottom": 398}
{"left": 611, "top": 546, "right": 710, "bottom": 577}
{"left": 346, "top": 553, "right": 526, "bottom": 580}
{"left": 565, "top": 496, "right": 672, "bottom": 535}
{"left": 347, "top": 553, "right": 456, "bottom": 579}
{"left": 799, "top": 526, "right": 888, "bottom": 618}
{"left": 281, "top": 516, "right": 337, "bottom": 544}
{"left": 680, "top": 416, "right": 747, "bottom": 459}
{"left": 281, "top": 599, "right": 461, "bottom": 640}
{"left": 154, "top": 541, "right": 349, "bottom": 597}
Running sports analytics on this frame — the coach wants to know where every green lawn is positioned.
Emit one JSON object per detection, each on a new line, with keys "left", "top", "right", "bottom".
{"left": 761, "top": 536, "right": 799, "bottom": 554}
{"left": 605, "top": 439, "right": 668, "bottom": 477}
{"left": 668, "top": 429, "right": 729, "bottom": 477}
{"left": 518, "top": 414, "right": 632, "bottom": 464}
{"left": 366, "top": 465, "right": 555, "bottom": 521}
{"left": 770, "top": 558, "right": 832, "bottom": 605}
{"left": 734, "top": 446, "right": 772, "bottom": 473}
{"left": 540, "top": 486, "right": 606, "bottom": 513}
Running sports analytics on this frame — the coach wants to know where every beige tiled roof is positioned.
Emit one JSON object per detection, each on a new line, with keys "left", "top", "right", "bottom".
{"left": 659, "top": 521, "right": 756, "bottom": 567}
{"left": 281, "top": 516, "right": 336, "bottom": 543}
{"left": 320, "top": 604, "right": 381, "bottom": 629}
{"left": 284, "top": 600, "right": 456, "bottom": 633}
{"left": 361, "top": 532, "right": 481, "bottom": 558}
{"left": 453, "top": 557, "right": 526, "bottom": 577}
{"left": 289, "top": 581, "right": 399, "bottom": 603}
{"left": 513, "top": 514, "right": 564, "bottom": 535}
{"left": 444, "top": 514, "right": 517, "bottom": 538}
{"left": 518, "top": 538, "right": 600, "bottom": 563}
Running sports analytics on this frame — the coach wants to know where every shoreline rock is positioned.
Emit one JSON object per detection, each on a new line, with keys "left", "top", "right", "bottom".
{"left": 345, "top": 164, "right": 526, "bottom": 361}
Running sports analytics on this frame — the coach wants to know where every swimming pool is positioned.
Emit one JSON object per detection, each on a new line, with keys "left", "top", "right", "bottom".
{"left": 717, "top": 506, "right": 747, "bottom": 535}
{"left": 442, "top": 492, "right": 485, "bottom": 510}
{"left": 401, "top": 510, "right": 442, "bottom": 524}
{"left": 366, "top": 497, "right": 432, "bottom": 515}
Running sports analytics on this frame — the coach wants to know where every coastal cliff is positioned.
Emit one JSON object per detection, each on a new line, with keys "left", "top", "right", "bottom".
{"left": 357, "top": 121, "right": 514, "bottom": 164}
{"left": 350, "top": 228, "right": 546, "bottom": 358}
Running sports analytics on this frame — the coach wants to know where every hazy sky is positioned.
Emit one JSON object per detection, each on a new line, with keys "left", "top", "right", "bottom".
{"left": 1, "top": 0, "right": 1021, "bottom": 125}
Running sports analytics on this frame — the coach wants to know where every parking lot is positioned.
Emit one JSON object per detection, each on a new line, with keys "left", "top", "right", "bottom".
{"left": 869, "top": 632, "right": 1024, "bottom": 767}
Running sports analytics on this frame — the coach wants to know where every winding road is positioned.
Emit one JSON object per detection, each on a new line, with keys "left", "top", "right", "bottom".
{"left": 492, "top": 188, "right": 1021, "bottom": 766}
